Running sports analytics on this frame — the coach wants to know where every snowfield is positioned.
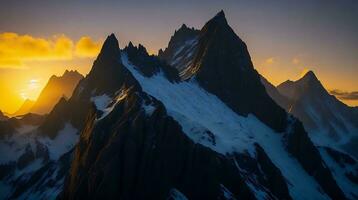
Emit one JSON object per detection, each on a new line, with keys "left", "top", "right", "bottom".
{"left": 120, "top": 52, "right": 330, "bottom": 200}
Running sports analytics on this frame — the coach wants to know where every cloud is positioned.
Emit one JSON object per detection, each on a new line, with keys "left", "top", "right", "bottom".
{"left": 0, "top": 32, "right": 102, "bottom": 68}
{"left": 75, "top": 36, "right": 103, "bottom": 58}
{"left": 292, "top": 58, "right": 300, "bottom": 65}
{"left": 265, "top": 57, "right": 275, "bottom": 65}
{"left": 330, "top": 89, "right": 358, "bottom": 100}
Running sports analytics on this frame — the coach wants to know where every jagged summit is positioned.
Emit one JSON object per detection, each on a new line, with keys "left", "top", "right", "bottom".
{"left": 124, "top": 42, "right": 180, "bottom": 82}
{"left": 300, "top": 70, "right": 319, "bottom": 84}
{"left": 97, "top": 33, "right": 120, "bottom": 60}
{"left": 179, "top": 23, "right": 188, "bottom": 30}
{"left": 210, "top": 10, "right": 227, "bottom": 25}
{"left": 30, "top": 69, "right": 83, "bottom": 115}
{"left": 63, "top": 69, "right": 81, "bottom": 77}
{"left": 278, "top": 70, "right": 326, "bottom": 100}
{"left": 188, "top": 10, "right": 288, "bottom": 132}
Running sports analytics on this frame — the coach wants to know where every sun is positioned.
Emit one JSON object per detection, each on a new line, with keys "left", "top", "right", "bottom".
{"left": 18, "top": 79, "right": 41, "bottom": 100}
{"left": 29, "top": 79, "right": 39, "bottom": 90}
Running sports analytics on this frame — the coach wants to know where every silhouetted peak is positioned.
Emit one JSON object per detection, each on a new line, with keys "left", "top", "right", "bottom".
{"left": 209, "top": 10, "right": 228, "bottom": 25}
{"left": 301, "top": 70, "right": 317, "bottom": 81}
{"left": 179, "top": 23, "right": 188, "bottom": 30}
{"left": 128, "top": 41, "right": 134, "bottom": 49}
{"left": 158, "top": 48, "right": 164, "bottom": 57}
{"left": 124, "top": 42, "right": 149, "bottom": 57}
{"left": 299, "top": 70, "right": 321, "bottom": 86}
{"left": 62, "top": 70, "right": 82, "bottom": 78}
{"left": 98, "top": 33, "right": 120, "bottom": 58}
{"left": 138, "top": 44, "right": 148, "bottom": 54}
{"left": 58, "top": 96, "right": 68, "bottom": 104}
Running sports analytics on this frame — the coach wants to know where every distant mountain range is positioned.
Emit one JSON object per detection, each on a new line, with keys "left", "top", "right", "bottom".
{"left": 10, "top": 70, "right": 83, "bottom": 117}
{"left": 0, "top": 10, "right": 357, "bottom": 200}
{"left": 261, "top": 71, "right": 358, "bottom": 159}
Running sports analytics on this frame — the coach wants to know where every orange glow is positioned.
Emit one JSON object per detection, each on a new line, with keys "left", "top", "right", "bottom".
{"left": 75, "top": 36, "right": 103, "bottom": 58}
{"left": 0, "top": 33, "right": 102, "bottom": 114}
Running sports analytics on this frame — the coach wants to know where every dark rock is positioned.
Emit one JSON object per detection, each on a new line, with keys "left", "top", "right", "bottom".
{"left": 17, "top": 144, "right": 35, "bottom": 170}
{"left": 124, "top": 42, "right": 180, "bottom": 82}
{"left": 189, "top": 11, "right": 287, "bottom": 132}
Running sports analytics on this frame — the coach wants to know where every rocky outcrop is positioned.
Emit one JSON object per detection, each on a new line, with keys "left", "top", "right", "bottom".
{"left": 124, "top": 42, "right": 180, "bottom": 82}
{"left": 159, "top": 24, "right": 200, "bottom": 75}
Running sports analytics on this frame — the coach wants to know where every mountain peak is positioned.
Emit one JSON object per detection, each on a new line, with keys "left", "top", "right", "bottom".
{"left": 209, "top": 10, "right": 228, "bottom": 25}
{"left": 180, "top": 23, "right": 188, "bottom": 30}
{"left": 98, "top": 33, "right": 120, "bottom": 59}
{"left": 62, "top": 70, "right": 82, "bottom": 78}
{"left": 298, "top": 70, "right": 322, "bottom": 88}
{"left": 301, "top": 70, "right": 318, "bottom": 81}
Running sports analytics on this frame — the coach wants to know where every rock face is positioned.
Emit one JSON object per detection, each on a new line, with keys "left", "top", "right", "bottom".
{"left": 30, "top": 70, "right": 83, "bottom": 115}
{"left": 61, "top": 90, "right": 256, "bottom": 200}
{"left": 159, "top": 24, "right": 200, "bottom": 76}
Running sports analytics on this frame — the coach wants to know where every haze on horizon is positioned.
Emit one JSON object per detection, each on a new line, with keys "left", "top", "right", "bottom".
{"left": 0, "top": 0, "right": 357, "bottom": 113}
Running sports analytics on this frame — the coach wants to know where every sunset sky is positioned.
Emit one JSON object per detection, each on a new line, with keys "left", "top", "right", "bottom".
{"left": 0, "top": 0, "right": 357, "bottom": 113}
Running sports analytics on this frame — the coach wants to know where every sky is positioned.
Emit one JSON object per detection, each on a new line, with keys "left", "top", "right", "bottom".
{"left": 0, "top": 0, "right": 357, "bottom": 113}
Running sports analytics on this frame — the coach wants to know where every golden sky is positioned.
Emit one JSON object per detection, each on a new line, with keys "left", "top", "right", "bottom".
{"left": 0, "top": 32, "right": 103, "bottom": 113}
{"left": 0, "top": 31, "right": 357, "bottom": 114}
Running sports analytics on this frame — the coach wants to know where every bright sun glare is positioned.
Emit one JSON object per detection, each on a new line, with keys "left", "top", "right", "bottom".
{"left": 19, "top": 79, "right": 40, "bottom": 100}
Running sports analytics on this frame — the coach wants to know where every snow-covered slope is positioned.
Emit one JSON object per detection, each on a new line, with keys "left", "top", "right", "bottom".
{"left": 121, "top": 53, "right": 330, "bottom": 199}
{"left": 262, "top": 71, "right": 358, "bottom": 159}
{"left": 0, "top": 117, "right": 78, "bottom": 199}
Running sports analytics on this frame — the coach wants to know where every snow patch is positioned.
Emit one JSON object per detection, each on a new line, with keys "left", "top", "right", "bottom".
{"left": 91, "top": 90, "right": 128, "bottom": 120}
{"left": 38, "top": 123, "right": 78, "bottom": 160}
{"left": 220, "top": 184, "right": 236, "bottom": 200}
{"left": 168, "top": 188, "right": 188, "bottom": 200}
{"left": 91, "top": 94, "right": 111, "bottom": 111}
{"left": 319, "top": 147, "right": 358, "bottom": 199}
{"left": 142, "top": 103, "right": 156, "bottom": 116}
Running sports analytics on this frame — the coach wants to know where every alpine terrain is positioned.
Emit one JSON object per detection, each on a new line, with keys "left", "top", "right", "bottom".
{"left": 0, "top": 11, "right": 357, "bottom": 200}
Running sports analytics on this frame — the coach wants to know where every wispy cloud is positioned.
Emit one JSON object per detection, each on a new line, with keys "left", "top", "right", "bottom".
{"left": 292, "top": 57, "right": 300, "bottom": 65}
{"left": 265, "top": 57, "right": 275, "bottom": 65}
{"left": 75, "top": 36, "right": 103, "bottom": 58}
{"left": 330, "top": 89, "right": 358, "bottom": 100}
{"left": 0, "top": 32, "right": 102, "bottom": 69}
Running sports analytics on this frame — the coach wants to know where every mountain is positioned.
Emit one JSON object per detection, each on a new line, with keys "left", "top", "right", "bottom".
{"left": 11, "top": 99, "right": 35, "bottom": 117}
{"left": 262, "top": 72, "right": 358, "bottom": 198}
{"left": 1, "top": 11, "right": 357, "bottom": 200}
{"left": 0, "top": 110, "right": 8, "bottom": 121}
{"left": 274, "top": 71, "right": 358, "bottom": 158}
{"left": 30, "top": 70, "right": 84, "bottom": 115}
{"left": 60, "top": 12, "right": 346, "bottom": 199}
{"left": 158, "top": 23, "right": 200, "bottom": 77}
